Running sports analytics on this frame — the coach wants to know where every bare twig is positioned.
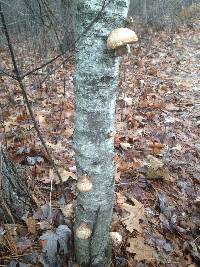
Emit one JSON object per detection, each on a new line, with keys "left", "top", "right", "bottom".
{"left": 0, "top": 67, "right": 17, "bottom": 80}
{"left": 20, "top": 0, "right": 112, "bottom": 79}
{"left": 0, "top": 3, "right": 62, "bottom": 183}
{"left": 0, "top": 0, "right": 112, "bottom": 84}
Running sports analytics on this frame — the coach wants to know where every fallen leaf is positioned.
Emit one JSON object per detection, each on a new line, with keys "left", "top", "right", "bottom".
{"left": 149, "top": 142, "right": 165, "bottom": 155}
{"left": 37, "top": 221, "right": 53, "bottom": 230}
{"left": 165, "top": 103, "right": 180, "bottom": 111}
{"left": 25, "top": 217, "right": 37, "bottom": 235}
{"left": 121, "top": 198, "right": 144, "bottom": 233}
{"left": 117, "top": 161, "right": 134, "bottom": 173}
{"left": 37, "top": 114, "right": 46, "bottom": 125}
{"left": 146, "top": 168, "right": 166, "bottom": 180}
{"left": 146, "top": 155, "right": 164, "bottom": 170}
{"left": 120, "top": 142, "right": 133, "bottom": 150}
{"left": 46, "top": 141, "right": 66, "bottom": 152}
{"left": 114, "top": 133, "right": 120, "bottom": 147}
{"left": 194, "top": 196, "right": 200, "bottom": 207}
{"left": 118, "top": 95, "right": 133, "bottom": 106}
{"left": 172, "top": 144, "right": 182, "bottom": 151}
{"left": 126, "top": 236, "right": 156, "bottom": 262}
{"left": 116, "top": 192, "right": 127, "bottom": 206}
{"left": 115, "top": 171, "right": 121, "bottom": 182}
{"left": 58, "top": 169, "right": 77, "bottom": 183}
{"left": 49, "top": 168, "right": 77, "bottom": 184}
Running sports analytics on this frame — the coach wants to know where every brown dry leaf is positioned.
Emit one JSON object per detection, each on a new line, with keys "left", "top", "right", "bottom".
{"left": 25, "top": 217, "right": 37, "bottom": 235}
{"left": 116, "top": 192, "right": 127, "bottom": 206}
{"left": 46, "top": 141, "right": 66, "bottom": 152}
{"left": 37, "top": 114, "right": 46, "bottom": 126}
{"left": 39, "top": 238, "right": 48, "bottom": 249}
{"left": 120, "top": 142, "right": 133, "bottom": 150}
{"left": 3, "top": 225, "right": 18, "bottom": 254}
{"left": 139, "top": 100, "right": 163, "bottom": 109}
{"left": 114, "top": 133, "right": 120, "bottom": 147}
{"left": 115, "top": 171, "right": 121, "bottom": 182}
{"left": 37, "top": 221, "right": 53, "bottom": 231}
{"left": 59, "top": 169, "right": 77, "bottom": 183}
{"left": 165, "top": 103, "right": 180, "bottom": 111}
{"left": 145, "top": 155, "right": 165, "bottom": 179}
{"left": 148, "top": 65, "right": 157, "bottom": 76}
{"left": 4, "top": 120, "right": 19, "bottom": 132}
{"left": 194, "top": 196, "right": 200, "bottom": 207}
{"left": 146, "top": 111, "right": 156, "bottom": 120}
{"left": 34, "top": 164, "right": 42, "bottom": 176}
{"left": 146, "top": 155, "right": 164, "bottom": 170}
{"left": 138, "top": 100, "right": 149, "bottom": 108}
{"left": 117, "top": 161, "right": 134, "bottom": 173}
{"left": 126, "top": 236, "right": 156, "bottom": 262}
{"left": 172, "top": 144, "right": 182, "bottom": 151}
{"left": 149, "top": 142, "right": 165, "bottom": 155}
{"left": 146, "top": 168, "right": 165, "bottom": 180}
{"left": 133, "top": 158, "right": 143, "bottom": 169}
{"left": 16, "top": 114, "right": 27, "bottom": 123}
{"left": 121, "top": 198, "right": 144, "bottom": 233}
{"left": 118, "top": 95, "right": 133, "bottom": 106}
{"left": 49, "top": 168, "right": 77, "bottom": 184}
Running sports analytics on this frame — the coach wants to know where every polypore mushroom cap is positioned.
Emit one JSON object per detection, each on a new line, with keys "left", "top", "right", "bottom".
{"left": 107, "top": 28, "right": 138, "bottom": 50}
{"left": 77, "top": 175, "right": 93, "bottom": 192}
{"left": 76, "top": 223, "right": 92, "bottom": 240}
{"left": 110, "top": 232, "right": 123, "bottom": 246}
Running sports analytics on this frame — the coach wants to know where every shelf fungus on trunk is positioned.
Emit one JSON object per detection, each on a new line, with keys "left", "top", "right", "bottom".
{"left": 107, "top": 28, "right": 138, "bottom": 57}
{"left": 76, "top": 223, "right": 92, "bottom": 240}
{"left": 77, "top": 175, "right": 93, "bottom": 192}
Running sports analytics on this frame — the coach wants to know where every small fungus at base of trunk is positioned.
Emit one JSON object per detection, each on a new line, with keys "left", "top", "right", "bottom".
{"left": 77, "top": 175, "right": 93, "bottom": 192}
{"left": 110, "top": 232, "right": 123, "bottom": 247}
{"left": 76, "top": 223, "right": 92, "bottom": 240}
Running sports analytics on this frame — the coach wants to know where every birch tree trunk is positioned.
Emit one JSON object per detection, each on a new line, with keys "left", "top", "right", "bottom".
{"left": 74, "top": 0, "right": 130, "bottom": 266}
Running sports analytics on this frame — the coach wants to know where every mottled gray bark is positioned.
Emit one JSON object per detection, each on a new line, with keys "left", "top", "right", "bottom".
{"left": 74, "top": 0, "right": 129, "bottom": 266}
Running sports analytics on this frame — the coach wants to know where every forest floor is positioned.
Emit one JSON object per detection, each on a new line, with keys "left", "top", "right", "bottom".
{"left": 0, "top": 19, "right": 200, "bottom": 267}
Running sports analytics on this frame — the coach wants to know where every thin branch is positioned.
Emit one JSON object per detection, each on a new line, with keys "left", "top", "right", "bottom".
{"left": 1, "top": 0, "right": 111, "bottom": 82}
{"left": 21, "top": 52, "right": 62, "bottom": 79}
{"left": 0, "top": 67, "right": 17, "bottom": 80}
{"left": 17, "top": 0, "right": 111, "bottom": 94}
{"left": 0, "top": 2, "right": 62, "bottom": 183}
{"left": 21, "top": 0, "right": 111, "bottom": 79}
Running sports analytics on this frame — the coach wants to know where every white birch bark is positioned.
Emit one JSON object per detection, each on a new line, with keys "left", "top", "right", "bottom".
{"left": 74, "top": 0, "right": 129, "bottom": 266}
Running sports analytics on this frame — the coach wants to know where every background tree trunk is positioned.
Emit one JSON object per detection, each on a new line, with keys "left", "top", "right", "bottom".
{"left": 74, "top": 0, "right": 129, "bottom": 266}
{"left": 0, "top": 148, "right": 36, "bottom": 223}
{"left": 60, "top": 0, "right": 76, "bottom": 52}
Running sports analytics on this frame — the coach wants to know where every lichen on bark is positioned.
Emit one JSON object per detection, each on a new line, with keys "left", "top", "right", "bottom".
{"left": 74, "top": 0, "right": 130, "bottom": 266}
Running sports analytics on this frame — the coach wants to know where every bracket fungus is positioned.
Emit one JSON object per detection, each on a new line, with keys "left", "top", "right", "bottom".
{"left": 110, "top": 232, "right": 123, "bottom": 247}
{"left": 76, "top": 223, "right": 92, "bottom": 240}
{"left": 107, "top": 28, "right": 138, "bottom": 57}
{"left": 77, "top": 175, "right": 93, "bottom": 192}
